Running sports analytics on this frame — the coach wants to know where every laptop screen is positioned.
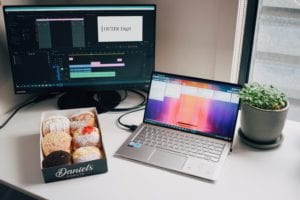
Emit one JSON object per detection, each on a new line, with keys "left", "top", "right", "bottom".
{"left": 144, "top": 72, "right": 241, "bottom": 142}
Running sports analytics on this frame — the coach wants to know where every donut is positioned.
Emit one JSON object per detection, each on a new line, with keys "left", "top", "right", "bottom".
{"left": 72, "top": 126, "right": 100, "bottom": 149}
{"left": 42, "top": 132, "right": 72, "bottom": 156}
{"left": 42, "top": 115, "right": 70, "bottom": 136}
{"left": 70, "top": 111, "right": 96, "bottom": 126}
{"left": 72, "top": 146, "right": 103, "bottom": 163}
{"left": 70, "top": 111, "right": 96, "bottom": 132}
{"left": 42, "top": 150, "right": 71, "bottom": 168}
{"left": 70, "top": 120, "right": 88, "bottom": 132}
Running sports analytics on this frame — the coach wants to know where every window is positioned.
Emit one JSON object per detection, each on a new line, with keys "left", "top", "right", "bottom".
{"left": 242, "top": 0, "right": 300, "bottom": 121}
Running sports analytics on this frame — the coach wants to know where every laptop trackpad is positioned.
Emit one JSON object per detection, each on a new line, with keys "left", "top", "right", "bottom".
{"left": 148, "top": 149, "right": 187, "bottom": 170}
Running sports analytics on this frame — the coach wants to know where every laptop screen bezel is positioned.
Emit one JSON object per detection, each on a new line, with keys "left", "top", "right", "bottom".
{"left": 143, "top": 71, "right": 242, "bottom": 143}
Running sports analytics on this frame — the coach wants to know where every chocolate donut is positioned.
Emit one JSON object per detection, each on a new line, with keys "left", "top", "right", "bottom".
{"left": 42, "top": 150, "right": 71, "bottom": 168}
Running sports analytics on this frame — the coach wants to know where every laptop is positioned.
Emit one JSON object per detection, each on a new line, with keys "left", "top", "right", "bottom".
{"left": 115, "top": 71, "right": 241, "bottom": 181}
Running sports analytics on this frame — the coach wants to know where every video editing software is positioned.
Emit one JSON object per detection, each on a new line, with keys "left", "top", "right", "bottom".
{"left": 4, "top": 5, "right": 156, "bottom": 93}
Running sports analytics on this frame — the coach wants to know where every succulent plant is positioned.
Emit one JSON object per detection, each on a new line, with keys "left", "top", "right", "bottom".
{"left": 239, "top": 82, "right": 288, "bottom": 110}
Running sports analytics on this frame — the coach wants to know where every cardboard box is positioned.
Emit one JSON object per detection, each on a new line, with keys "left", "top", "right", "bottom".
{"left": 40, "top": 107, "right": 108, "bottom": 183}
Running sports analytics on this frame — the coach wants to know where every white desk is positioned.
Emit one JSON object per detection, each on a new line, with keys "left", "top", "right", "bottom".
{"left": 0, "top": 95, "right": 299, "bottom": 200}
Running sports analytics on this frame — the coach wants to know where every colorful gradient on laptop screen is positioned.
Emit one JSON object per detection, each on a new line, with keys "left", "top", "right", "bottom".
{"left": 144, "top": 73, "right": 241, "bottom": 141}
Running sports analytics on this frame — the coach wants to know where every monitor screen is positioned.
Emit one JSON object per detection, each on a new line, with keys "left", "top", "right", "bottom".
{"left": 3, "top": 5, "right": 156, "bottom": 112}
{"left": 3, "top": 5, "right": 155, "bottom": 93}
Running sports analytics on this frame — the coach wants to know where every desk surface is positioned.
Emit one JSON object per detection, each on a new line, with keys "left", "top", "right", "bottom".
{"left": 0, "top": 95, "right": 299, "bottom": 200}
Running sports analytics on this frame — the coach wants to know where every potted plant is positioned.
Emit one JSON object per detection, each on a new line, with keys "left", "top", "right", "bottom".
{"left": 239, "top": 82, "right": 289, "bottom": 149}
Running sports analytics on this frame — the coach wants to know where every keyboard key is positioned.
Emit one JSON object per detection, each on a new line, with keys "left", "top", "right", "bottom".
{"left": 132, "top": 126, "right": 224, "bottom": 163}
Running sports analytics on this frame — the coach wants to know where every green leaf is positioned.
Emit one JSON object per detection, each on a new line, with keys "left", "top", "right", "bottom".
{"left": 239, "top": 82, "right": 287, "bottom": 110}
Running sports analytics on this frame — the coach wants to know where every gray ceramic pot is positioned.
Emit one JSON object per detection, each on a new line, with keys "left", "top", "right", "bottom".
{"left": 240, "top": 102, "right": 289, "bottom": 144}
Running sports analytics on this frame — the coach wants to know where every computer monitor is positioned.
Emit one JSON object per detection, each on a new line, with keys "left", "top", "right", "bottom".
{"left": 3, "top": 4, "right": 156, "bottom": 112}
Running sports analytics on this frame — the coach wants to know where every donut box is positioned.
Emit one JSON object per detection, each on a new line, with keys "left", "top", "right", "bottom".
{"left": 40, "top": 107, "right": 108, "bottom": 183}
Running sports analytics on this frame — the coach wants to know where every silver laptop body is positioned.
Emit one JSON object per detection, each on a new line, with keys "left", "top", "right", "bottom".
{"left": 116, "top": 71, "right": 241, "bottom": 181}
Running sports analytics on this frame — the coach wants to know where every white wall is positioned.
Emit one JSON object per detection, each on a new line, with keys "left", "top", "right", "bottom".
{"left": 0, "top": 0, "right": 239, "bottom": 115}
{"left": 155, "top": 0, "right": 238, "bottom": 80}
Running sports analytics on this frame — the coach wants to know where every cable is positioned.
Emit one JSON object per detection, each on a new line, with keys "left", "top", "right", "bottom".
{"left": 0, "top": 99, "right": 34, "bottom": 129}
{"left": 109, "top": 90, "right": 147, "bottom": 112}
{"left": 117, "top": 107, "right": 145, "bottom": 132}
{"left": 0, "top": 94, "right": 56, "bottom": 130}
{"left": 119, "top": 90, "right": 128, "bottom": 102}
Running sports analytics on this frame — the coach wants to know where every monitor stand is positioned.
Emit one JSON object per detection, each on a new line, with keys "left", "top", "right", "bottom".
{"left": 57, "top": 91, "right": 121, "bottom": 113}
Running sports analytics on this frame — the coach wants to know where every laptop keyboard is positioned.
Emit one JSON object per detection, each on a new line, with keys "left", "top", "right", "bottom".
{"left": 131, "top": 126, "right": 225, "bottom": 162}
